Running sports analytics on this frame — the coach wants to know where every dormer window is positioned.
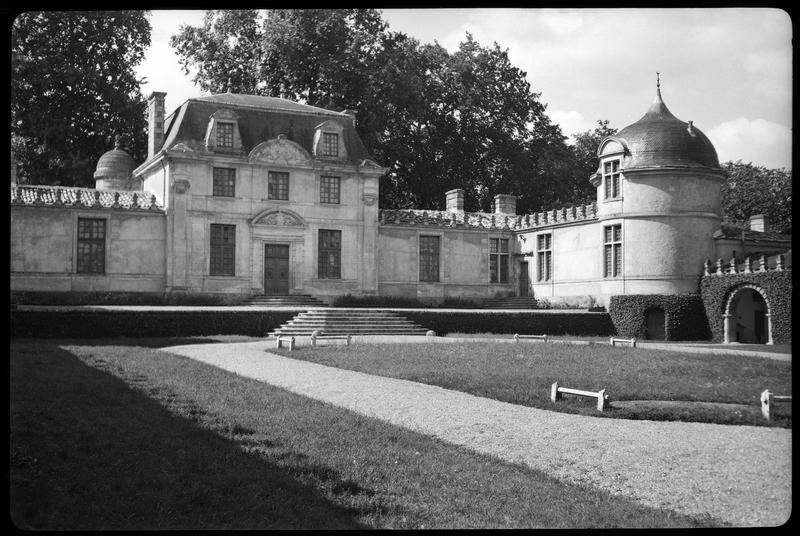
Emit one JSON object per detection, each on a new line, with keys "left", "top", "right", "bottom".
{"left": 216, "top": 122, "right": 234, "bottom": 148}
{"left": 603, "top": 159, "right": 621, "bottom": 199}
{"left": 322, "top": 133, "right": 339, "bottom": 157}
{"left": 313, "top": 120, "right": 346, "bottom": 160}
{"left": 205, "top": 109, "right": 242, "bottom": 153}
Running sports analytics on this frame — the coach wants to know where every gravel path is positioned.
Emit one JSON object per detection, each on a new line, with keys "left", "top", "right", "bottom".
{"left": 163, "top": 341, "right": 791, "bottom": 527}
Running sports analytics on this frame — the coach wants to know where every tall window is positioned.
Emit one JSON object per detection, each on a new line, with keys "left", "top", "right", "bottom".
{"left": 322, "top": 133, "right": 339, "bottom": 157}
{"left": 419, "top": 235, "right": 440, "bottom": 282}
{"left": 489, "top": 238, "right": 509, "bottom": 283}
{"left": 216, "top": 122, "right": 234, "bottom": 148}
{"left": 76, "top": 218, "right": 105, "bottom": 274}
{"left": 210, "top": 224, "right": 236, "bottom": 276}
{"left": 212, "top": 168, "right": 235, "bottom": 197}
{"left": 537, "top": 234, "right": 552, "bottom": 282}
{"left": 604, "top": 224, "right": 622, "bottom": 278}
{"left": 318, "top": 230, "right": 341, "bottom": 279}
{"left": 320, "top": 175, "right": 341, "bottom": 204}
{"left": 603, "top": 159, "right": 621, "bottom": 199}
{"left": 268, "top": 171, "right": 289, "bottom": 200}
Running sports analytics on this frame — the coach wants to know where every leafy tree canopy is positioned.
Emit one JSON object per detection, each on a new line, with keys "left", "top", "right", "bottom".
{"left": 569, "top": 120, "right": 617, "bottom": 205}
{"left": 720, "top": 161, "right": 792, "bottom": 234}
{"left": 12, "top": 11, "right": 152, "bottom": 187}
{"left": 171, "top": 9, "right": 579, "bottom": 212}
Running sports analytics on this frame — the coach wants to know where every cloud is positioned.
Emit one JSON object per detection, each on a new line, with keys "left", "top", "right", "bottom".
{"left": 707, "top": 118, "right": 792, "bottom": 169}
{"left": 547, "top": 110, "right": 594, "bottom": 142}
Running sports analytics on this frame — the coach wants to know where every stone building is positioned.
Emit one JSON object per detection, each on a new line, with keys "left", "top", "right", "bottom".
{"left": 10, "top": 83, "right": 791, "bottom": 341}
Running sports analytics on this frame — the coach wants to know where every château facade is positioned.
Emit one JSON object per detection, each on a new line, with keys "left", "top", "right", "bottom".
{"left": 10, "top": 84, "right": 791, "bottom": 342}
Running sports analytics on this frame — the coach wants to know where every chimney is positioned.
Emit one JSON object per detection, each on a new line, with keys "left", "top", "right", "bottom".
{"left": 147, "top": 91, "right": 167, "bottom": 159}
{"left": 446, "top": 189, "right": 464, "bottom": 212}
{"left": 493, "top": 194, "right": 517, "bottom": 215}
{"left": 748, "top": 214, "right": 768, "bottom": 232}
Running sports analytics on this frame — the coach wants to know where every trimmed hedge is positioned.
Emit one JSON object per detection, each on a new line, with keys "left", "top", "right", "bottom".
{"left": 403, "top": 311, "right": 615, "bottom": 336}
{"left": 10, "top": 310, "right": 295, "bottom": 338}
{"left": 608, "top": 294, "right": 710, "bottom": 341}
{"left": 332, "top": 294, "right": 484, "bottom": 309}
{"left": 10, "top": 291, "right": 247, "bottom": 306}
{"left": 700, "top": 270, "right": 792, "bottom": 344}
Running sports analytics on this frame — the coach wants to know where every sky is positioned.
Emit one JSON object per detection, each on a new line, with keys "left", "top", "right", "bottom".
{"left": 136, "top": 8, "right": 793, "bottom": 170}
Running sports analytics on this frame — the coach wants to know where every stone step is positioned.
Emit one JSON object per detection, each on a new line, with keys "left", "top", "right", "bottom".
{"left": 270, "top": 308, "right": 429, "bottom": 337}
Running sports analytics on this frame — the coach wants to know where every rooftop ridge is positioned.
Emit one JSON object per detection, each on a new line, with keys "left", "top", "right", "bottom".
{"left": 191, "top": 94, "right": 350, "bottom": 117}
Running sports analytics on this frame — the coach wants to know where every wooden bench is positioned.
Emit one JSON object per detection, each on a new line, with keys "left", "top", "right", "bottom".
{"left": 275, "top": 336, "right": 295, "bottom": 350}
{"left": 514, "top": 334, "right": 548, "bottom": 343}
{"left": 551, "top": 381, "right": 609, "bottom": 411}
{"left": 609, "top": 337, "right": 637, "bottom": 347}
{"left": 760, "top": 389, "right": 792, "bottom": 420}
{"left": 310, "top": 333, "right": 352, "bottom": 347}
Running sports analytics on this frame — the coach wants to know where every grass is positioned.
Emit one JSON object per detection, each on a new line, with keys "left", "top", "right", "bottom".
{"left": 273, "top": 341, "right": 792, "bottom": 427}
{"left": 10, "top": 338, "right": 723, "bottom": 529}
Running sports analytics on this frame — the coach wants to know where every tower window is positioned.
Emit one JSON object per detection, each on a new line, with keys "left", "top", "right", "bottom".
{"left": 604, "top": 224, "right": 622, "bottom": 278}
{"left": 603, "top": 159, "right": 621, "bottom": 199}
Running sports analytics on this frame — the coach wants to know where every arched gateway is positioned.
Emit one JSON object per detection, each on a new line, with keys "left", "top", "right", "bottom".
{"left": 723, "top": 285, "right": 773, "bottom": 344}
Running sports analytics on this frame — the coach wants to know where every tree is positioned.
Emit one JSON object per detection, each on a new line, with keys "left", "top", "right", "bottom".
{"left": 720, "top": 161, "right": 792, "bottom": 234}
{"left": 12, "top": 11, "right": 151, "bottom": 187}
{"left": 171, "top": 10, "right": 577, "bottom": 213}
{"left": 568, "top": 120, "right": 617, "bottom": 205}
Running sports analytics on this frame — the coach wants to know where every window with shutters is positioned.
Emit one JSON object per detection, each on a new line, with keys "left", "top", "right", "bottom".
{"left": 212, "top": 167, "right": 235, "bottom": 197}
{"left": 419, "top": 235, "right": 440, "bottom": 282}
{"left": 76, "top": 218, "right": 105, "bottom": 274}
{"left": 604, "top": 224, "right": 622, "bottom": 278}
{"left": 318, "top": 230, "right": 341, "bottom": 279}
{"left": 210, "top": 224, "right": 236, "bottom": 276}
{"left": 268, "top": 171, "right": 289, "bottom": 200}
{"left": 489, "top": 238, "right": 509, "bottom": 283}
{"left": 537, "top": 234, "right": 552, "bottom": 282}
{"left": 603, "top": 159, "right": 621, "bottom": 199}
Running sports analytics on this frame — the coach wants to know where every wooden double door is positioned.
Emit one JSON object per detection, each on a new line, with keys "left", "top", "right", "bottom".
{"left": 264, "top": 244, "right": 290, "bottom": 294}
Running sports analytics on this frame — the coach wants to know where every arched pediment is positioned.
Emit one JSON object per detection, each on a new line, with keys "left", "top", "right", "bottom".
{"left": 251, "top": 208, "right": 306, "bottom": 227}
{"left": 597, "top": 136, "right": 629, "bottom": 158}
{"left": 249, "top": 136, "right": 312, "bottom": 166}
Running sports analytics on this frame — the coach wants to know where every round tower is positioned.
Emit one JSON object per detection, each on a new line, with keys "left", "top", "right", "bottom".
{"left": 590, "top": 76, "right": 726, "bottom": 295}
{"left": 94, "top": 136, "right": 141, "bottom": 191}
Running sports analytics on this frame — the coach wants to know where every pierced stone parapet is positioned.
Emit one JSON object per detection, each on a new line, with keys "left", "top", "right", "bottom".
{"left": 703, "top": 254, "right": 790, "bottom": 278}
{"left": 10, "top": 185, "right": 164, "bottom": 212}
{"left": 378, "top": 202, "right": 597, "bottom": 232}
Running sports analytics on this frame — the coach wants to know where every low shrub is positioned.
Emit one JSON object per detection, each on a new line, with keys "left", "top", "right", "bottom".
{"left": 9, "top": 291, "right": 247, "bottom": 306}
{"left": 608, "top": 294, "right": 710, "bottom": 341}
{"left": 332, "top": 294, "right": 427, "bottom": 308}
{"left": 10, "top": 310, "right": 295, "bottom": 338}
{"left": 404, "top": 311, "right": 615, "bottom": 336}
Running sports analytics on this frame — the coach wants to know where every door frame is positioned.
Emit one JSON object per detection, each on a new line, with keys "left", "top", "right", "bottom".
{"left": 263, "top": 242, "right": 291, "bottom": 294}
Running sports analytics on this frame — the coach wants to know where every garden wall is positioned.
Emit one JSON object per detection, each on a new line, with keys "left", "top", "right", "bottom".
{"left": 700, "top": 270, "right": 792, "bottom": 344}
{"left": 608, "top": 294, "right": 710, "bottom": 341}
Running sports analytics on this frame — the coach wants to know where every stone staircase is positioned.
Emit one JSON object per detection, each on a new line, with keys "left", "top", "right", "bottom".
{"left": 244, "top": 294, "right": 328, "bottom": 307}
{"left": 268, "top": 308, "right": 429, "bottom": 337}
{"left": 483, "top": 296, "right": 540, "bottom": 309}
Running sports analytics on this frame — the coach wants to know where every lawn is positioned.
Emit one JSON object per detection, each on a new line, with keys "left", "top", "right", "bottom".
{"left": 10, "top": 338, "right": 722, "bottom": 529}
{"left": 273, "top": 341, "right": 792, "bottom": 427}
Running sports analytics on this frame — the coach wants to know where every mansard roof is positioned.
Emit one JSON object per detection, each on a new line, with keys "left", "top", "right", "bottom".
{"left": 159, "top": 93, "right": 374, "bottom": 165}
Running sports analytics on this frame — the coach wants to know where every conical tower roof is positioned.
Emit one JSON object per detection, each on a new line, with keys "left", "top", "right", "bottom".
{"left": 614, "top": 79, "right": 720, "bottom": 170}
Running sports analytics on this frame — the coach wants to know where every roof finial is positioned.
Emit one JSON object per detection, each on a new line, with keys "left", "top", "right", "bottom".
{"left": 114, "top": 135, "right": 122, "bottom": 150}
{"left": 653, "top": 71, "right": 663, "bottom": 104}
{"left": 226, "top": 77, "right": 232, "bottom": 93}
{"left": 656, "top": 71, "right": 660, "bottom": 90}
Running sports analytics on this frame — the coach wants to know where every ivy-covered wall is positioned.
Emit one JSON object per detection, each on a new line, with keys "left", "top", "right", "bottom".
{"left": 608, "top": 294, "right": 710, "bottom": 341}
{"left": 700, "top": 270, "right": 792, "bottom": 344}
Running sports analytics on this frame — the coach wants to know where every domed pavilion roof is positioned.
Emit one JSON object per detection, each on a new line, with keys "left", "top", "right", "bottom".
{"left": 606, "top": 82, "right": 721, "bottom": 172}
{"left": 94, "top": 136, "right": 135, "bottom": 180}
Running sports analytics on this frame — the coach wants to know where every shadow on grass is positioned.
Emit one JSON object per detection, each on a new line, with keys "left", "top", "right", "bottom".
{"left": 10, "top": 335, "right": 261, "bottom": 349}
{"left": 10, "top": 342, "right": 368, "bottom": 530}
